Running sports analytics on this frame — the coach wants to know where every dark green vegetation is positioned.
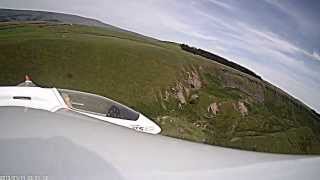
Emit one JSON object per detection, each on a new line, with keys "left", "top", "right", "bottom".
{"left": 0, "top": 15, "right": 319, "bottom": 154}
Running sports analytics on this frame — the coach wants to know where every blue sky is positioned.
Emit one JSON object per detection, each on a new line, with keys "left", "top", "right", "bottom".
{"left": 1, "top": 0, "right": 320, "bottom": 112}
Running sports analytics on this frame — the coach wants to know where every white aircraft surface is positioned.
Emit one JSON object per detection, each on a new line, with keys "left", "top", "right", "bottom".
{"left": 0, "top": 77, "right": 320, "bottom": 180}
{"left": 0, "top": 76, "right": 161, "bottom": 134}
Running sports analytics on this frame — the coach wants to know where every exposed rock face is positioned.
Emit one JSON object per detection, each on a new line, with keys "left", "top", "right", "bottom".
{"left": 220, "top": 70, "right": 265, "bottom": 103}
{"left": 189, "top": 94, "right": 199, "bottom": 104}
{"left": 208, "top": 102, "right": 219, "bottom": 115}
{"left": 160, "top": 66, "right": 204, "bottom": 107}
{"left": 184, "top": 87, "right": 191, "bottom": 99}
{"left": 186, "top": 70, "right": 202, "bottom": 90}
{"left": 175, "top": 82, "right": 187, "bottom": 104}
{"left": 237, "top": 101, "right": 248, "bottom": 116}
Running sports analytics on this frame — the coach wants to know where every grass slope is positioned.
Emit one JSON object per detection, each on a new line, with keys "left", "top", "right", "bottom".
{"left": 0, "top": 22, "right": 319, "bottom": 154}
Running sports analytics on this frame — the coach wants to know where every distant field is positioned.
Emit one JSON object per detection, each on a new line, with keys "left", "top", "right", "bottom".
{"left": 0, "top": 22, "right": 319, "bottom": 154}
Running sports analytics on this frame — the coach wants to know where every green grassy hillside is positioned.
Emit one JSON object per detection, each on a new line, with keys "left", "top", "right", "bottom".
{"left": 1, "top": 22, "right": 319, "bottom": 154}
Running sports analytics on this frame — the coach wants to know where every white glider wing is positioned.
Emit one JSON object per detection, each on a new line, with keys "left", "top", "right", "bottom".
{"left": 0, "top": 107, "right": 319, "bottom": 180}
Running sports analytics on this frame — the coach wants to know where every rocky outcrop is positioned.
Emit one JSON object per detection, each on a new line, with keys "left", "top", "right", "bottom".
{"left": 189, "top": 94, "right": 199, "bottom": 104}
{"left": 158, "top": 66, "right": 204, "bottom": 108}
{"left": 238, "top": 101, "right": 248, "bottom": 116}
{"left": 208, "top": 102, "right": 219, "bottom": 115}
{"left": 175, "top": 82, "right": 187, "bottom": 104}
{"left": 233, "top": 101, "right": 248, "bottom": 116}
{"left": 186, "top": 69, "right": 202, "bottom": 90}
{"left": 184, "top": 87, "right": 191, "bottom": 99}
{"left": 220, "top": 70, "right": 265, "bottom": 103}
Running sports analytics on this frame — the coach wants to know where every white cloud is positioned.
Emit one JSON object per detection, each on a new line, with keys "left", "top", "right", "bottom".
{"left": 312, "top": 51, "right": 320, "bottom": 61}
{"left": 206, "top": 0, "right": 234, "bottom": 10}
